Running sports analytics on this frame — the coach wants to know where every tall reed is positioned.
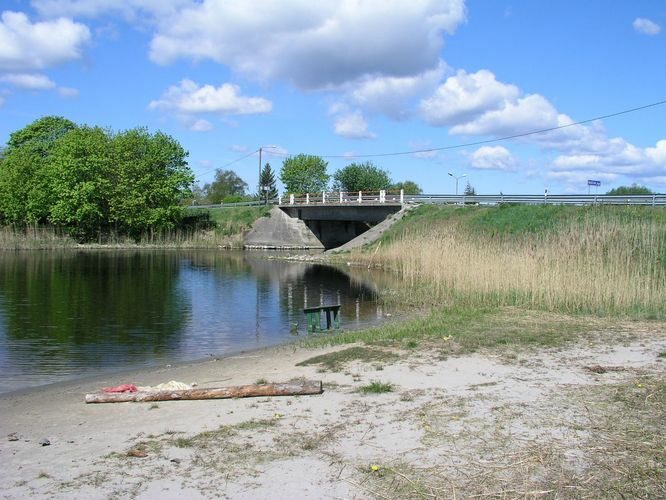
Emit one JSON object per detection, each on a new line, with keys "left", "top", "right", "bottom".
{"left": 352, "top": 212, "right": 666, "bottom": 317}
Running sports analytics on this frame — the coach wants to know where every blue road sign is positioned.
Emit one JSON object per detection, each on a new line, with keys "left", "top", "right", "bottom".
{"left": 587, "top": 180, "right": 601, "bottom": 186}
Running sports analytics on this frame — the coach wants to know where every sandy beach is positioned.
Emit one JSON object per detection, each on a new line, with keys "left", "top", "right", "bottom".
{"left": 1, "top": 322, "right": 664, "bottom": 499}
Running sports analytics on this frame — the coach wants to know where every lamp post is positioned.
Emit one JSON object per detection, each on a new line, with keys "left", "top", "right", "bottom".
{"left": 448, "top": 172, "right": 467, "bottom": 196}
{"left": 258, "top": 145, "right": 277, "bottom": 197}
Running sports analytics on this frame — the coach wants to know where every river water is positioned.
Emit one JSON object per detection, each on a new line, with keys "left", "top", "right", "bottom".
{"left": 0, "top": 250, "right": 398, "bottom": 394}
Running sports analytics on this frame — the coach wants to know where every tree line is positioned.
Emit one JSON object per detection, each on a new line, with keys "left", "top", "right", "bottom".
{"left": 192, "top": 154, "right": 423, "bottom": 205}
{"left": 0, "top": 116, "right": 193, "bottom": 240}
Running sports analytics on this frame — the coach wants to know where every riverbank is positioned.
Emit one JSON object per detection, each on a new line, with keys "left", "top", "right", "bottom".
{"left": 1, "top": 308, "right": 664, "bottom": 498}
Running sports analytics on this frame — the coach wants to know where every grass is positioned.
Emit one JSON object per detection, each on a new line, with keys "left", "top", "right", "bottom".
{"left": 0, "top": 206, "right": 271, "bottom": 249}
{"left": 296, "top": 346, "right": 399, "bottom": 371}
{"left": 358, "top": 381, "right": 394, "bottom": 394}
{"left": 303, "top": 306, "right": 605, "bottom": 355}
{"left": 351, "top": 204, "right": 666, "bottom": 318}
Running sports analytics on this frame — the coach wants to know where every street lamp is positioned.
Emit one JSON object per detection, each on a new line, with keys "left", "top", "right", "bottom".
{"left": 448, "top": 172, "right": 467, "bottom": 195}
{"left": 258, "top": 145, "right": 278, "bottom": 197}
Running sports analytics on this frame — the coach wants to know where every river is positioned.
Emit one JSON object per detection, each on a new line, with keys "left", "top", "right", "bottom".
{"left": 0, "top": 250, "right": 398, "bottom": 394}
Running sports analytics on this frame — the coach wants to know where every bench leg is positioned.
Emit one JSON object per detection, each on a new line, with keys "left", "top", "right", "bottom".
{"left": 306, "top": 312, "right": 320, "bottom": 333}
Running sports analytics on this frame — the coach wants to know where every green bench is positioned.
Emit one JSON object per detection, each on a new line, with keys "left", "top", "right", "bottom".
{"left": 303, "top": 304, "right": 341, "bottom": 333}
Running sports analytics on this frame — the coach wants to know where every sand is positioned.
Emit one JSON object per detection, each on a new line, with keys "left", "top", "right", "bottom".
{"left": 1, "top": 327, "right": 664, "bottom": 499}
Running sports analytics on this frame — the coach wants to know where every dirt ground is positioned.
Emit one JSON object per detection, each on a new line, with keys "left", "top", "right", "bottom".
{"left": 1, "top": 323, "right": 664, "bottom": 499}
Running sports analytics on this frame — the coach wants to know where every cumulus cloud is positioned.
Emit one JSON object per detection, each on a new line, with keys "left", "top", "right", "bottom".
{"left": 0, "top": 72, "right": 55, "bottom": 89}
{"left": 633, "top": 17, "right": 661, "bottom": 36}
{"left": 188, "top": 119, "right": 213, "bottom": 132}
{"left": 149, "top": 79, "right": 272, "bottom": 116}
{"left": 349, "top": 62, "right": 448, "bottom": 120}
{"left": 0, "top": 11, "right": 90, "bottom": 72}
{"left": 420, "top": 69, "right": 520, "bottom": 126}
{"left": 146, "top": 0, "right": 465, "bottom": 90}
{"left": 469, "top": 146, "right": 516, "bottom": 170}
{"left": 333, "top": 110, "right": 376, "bottom": 140}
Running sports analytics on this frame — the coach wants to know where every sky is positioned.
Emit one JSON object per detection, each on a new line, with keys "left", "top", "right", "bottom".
{"left": 0, "top": 0, "right": 665, "bottom": 195}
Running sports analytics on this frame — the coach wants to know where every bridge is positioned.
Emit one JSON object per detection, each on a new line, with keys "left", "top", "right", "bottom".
{"left": 197, "top": 190, "right": 666, "bottom": 250}
{"left": 278, "top": 191, "right": 402, "bottom": 248}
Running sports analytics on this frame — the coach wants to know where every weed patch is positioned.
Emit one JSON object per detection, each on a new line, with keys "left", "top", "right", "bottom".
{"left": 296, "top": 346, "right": 399, "bottom": 371}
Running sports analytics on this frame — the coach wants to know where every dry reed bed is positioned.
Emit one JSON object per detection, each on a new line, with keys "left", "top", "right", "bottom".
{"left": 352, "top": 217, "right": 666, "bottom": 316}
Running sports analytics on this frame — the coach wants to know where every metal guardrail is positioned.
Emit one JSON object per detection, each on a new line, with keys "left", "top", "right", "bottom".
{"left": 406, "top": 193, "right": 666, "bottom": 207}
{"left": 186, "top": 192, "right": 666, "bottom": 209}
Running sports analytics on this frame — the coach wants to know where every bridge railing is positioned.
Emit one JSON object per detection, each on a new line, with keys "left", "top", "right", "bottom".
{"left": 279, "top": 190, "right": 404, "bottom": 205}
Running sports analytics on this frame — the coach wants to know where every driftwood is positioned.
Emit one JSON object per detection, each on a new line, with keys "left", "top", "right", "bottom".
{"left": 85, "top": 380, "right": 323, "bottom": 404}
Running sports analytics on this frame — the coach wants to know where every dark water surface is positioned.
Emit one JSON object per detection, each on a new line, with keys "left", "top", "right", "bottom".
{"left": 0, "top": 250, "right": 398, "bottom": 394}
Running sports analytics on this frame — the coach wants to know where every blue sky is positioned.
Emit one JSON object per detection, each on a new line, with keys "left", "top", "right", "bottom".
{"left": 1, "top": 0, "right": 665, "bottom": 195}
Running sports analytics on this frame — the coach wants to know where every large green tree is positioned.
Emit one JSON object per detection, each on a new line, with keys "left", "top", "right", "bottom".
{"left": 280, "top": 154, "right": 329, "bottom": 194}
{"left": 109, "top": 128, "right": 192, "bottom": 237}
{"left": 391, "top": 180, "right": 423, "bottom": 194}
{"left": 0, "top": 116, "right": 77, "bottom": 223}
{"left": 259, "top": 162, "right": 278, "bottom": 203}
{"left": 333, "top": 161, "right": 392, "bottom": 192}
{"left": 202, "top": 169, "right": 248, "bottom": 204}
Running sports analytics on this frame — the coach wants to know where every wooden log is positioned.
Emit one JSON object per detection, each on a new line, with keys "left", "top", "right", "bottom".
{"left": 85, "top": 380, "right": 323, "bottom": 404}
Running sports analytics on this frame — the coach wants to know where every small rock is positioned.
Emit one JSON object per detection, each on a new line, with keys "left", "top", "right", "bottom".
{"left": 170, "top": 458, "right": 181, "bottom": 464}
{"left": 8, "top": 433, "right": 19, "bottom": 442}
{"left": 39, "top": 438, "right": 51, "bottom": 447}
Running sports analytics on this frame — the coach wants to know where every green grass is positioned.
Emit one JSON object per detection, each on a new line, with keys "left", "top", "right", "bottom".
{"left": 189, "top": 206, "right": 271, "bottom": 236}
{"left": 378, "top": 204, "right": 666, "bottom": 244}
{"left": 296, "top": 346, "right": 399, "bottom": 371}
{"left": 303, "top": 306, "right": 612, "bottom": 354}
{"left": 358, "top": 381, "right": 394, "bottom": 393}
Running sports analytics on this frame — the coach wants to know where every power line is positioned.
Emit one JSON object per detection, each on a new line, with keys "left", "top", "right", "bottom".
{"left": 194, "top": 98, "right": 666, "bottom": 179}
{"left": 312, "top": 99, "right": 666, "bottom": 159}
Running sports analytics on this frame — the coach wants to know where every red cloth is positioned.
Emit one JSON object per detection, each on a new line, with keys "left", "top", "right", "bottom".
{"left": 102, "top": 383, "right": 138, "bottom": 393}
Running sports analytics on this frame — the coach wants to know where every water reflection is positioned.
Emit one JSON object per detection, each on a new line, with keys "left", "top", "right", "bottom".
{"left": 0, "top": 251, "right": 397, "bottom": 393}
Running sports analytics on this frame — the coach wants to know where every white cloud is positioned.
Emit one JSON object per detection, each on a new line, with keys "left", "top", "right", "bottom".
{"left": 0, "top": 11, "right": 90, "bottom": 72}
{"left": 633, "top": 17, "right": 661, "bottom": 36}
{"left": 420, "top": 69, "right": 520, "bottom": 126}
{"left": 149, "top": 79, "right": 272, "bottom": 116}
{"left": 333, "top": 110, "right": 376, "bottom": 140}
{"left": 349, "top": 62, "right": 447, "bottom": 120}
{"left": 469, "top": 146, "right": 516, "bottom": 170}
{"left": 147, "top": 0, "right": 465, "bottom": 90}
{"left": 0, "top": 72, "right": 55, "bottom": 89}
{"left": 57, "top": 86, "right": 79, "bottom": 97}
{"left": 189, "top": 119, "right": 213, "bottom": 132}
{"left": 230, "top": 144, "right": 249, "bottom": 153}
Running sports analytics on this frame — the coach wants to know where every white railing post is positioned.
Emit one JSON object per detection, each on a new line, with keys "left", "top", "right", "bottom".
{"left": 400, "top": 189, "right": 404, "bottom": 204}
{"left": 278, "top": 195, "right": 282, "bottom": 205}
{"left": 339, "top": 191, "right": 343, "bottom": 203}
{"left": 306, "top": 192, "right": 309, "bottom": 204}
{"left": 289, "top": 193, "right": 294, "bottom": 205}
{"left": 358, "top": 191, "right": 362, "bottom": 203}
{"left": 322, "top": 191, "right": 326, "bottom": 204}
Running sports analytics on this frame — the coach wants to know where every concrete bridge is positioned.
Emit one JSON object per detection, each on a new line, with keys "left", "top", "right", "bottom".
{"left": 245, "top": 190, "right": 404, "bottom": 250}
{"left": 278, "top": 190, "right": 403, "bottom": 249}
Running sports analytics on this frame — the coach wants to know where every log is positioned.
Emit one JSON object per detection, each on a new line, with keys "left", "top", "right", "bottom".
{"left": 85, "top": 380, "right": 323, "bottom": 404}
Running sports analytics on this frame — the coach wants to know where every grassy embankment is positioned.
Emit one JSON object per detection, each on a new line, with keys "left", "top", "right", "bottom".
{"left": 310, "top": 204, "right": 666, "bottom": 350}
{"left": 0, "top": 206, "right": 270, "bottom": 250}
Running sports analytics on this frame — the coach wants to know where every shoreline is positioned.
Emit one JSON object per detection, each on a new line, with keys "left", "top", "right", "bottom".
{"left": 1, "top": 317, "right": 664, "bottom": 498}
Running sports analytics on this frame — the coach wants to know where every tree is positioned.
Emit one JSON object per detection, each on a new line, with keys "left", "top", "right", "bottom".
{"left": 333, "top": 161, "right": 392, "bottom": 192}
{"left": 109, "top": 128, "right": 193, "bottom": 237}
{"left": 202, "top": 169, "right": 248, "bottom": 204}
{"left": 391, "top": 180, "right": 422, "bottom": 195}
{"left": 464, "top": 181, "right": 476, "bottom": 196}
{"left": 280, "top": 154, "right": 329, "bottom": 194}
{"left": 0, "top": 116, "right": 78, "bottom": 224}
{"left": 259, "top": 162, "right": 278, "bottom": 203}
{"left": 606, "top": 184, "right": 654, "bottom": 196}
